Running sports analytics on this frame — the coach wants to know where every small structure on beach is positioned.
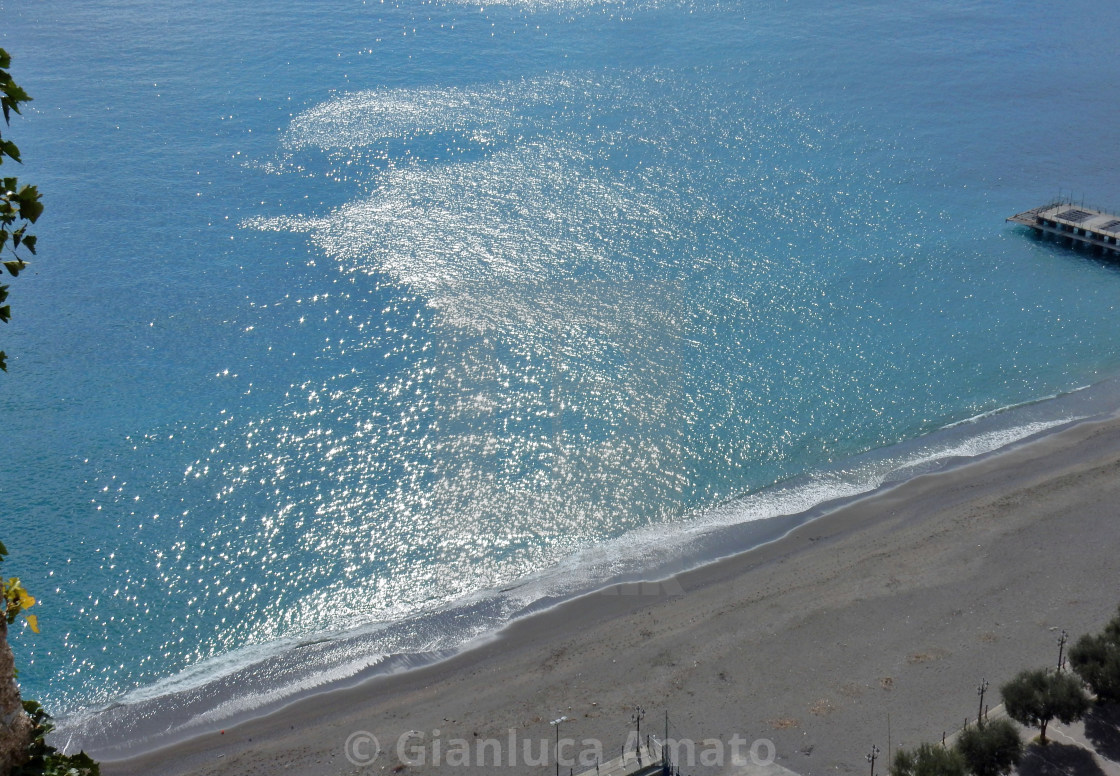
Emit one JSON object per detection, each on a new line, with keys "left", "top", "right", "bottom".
{"left": 572, "top": 730, "right": 668, "bottom": 776}
{"left": 1008, "top": 201, "right": 1120, "bottom": 256}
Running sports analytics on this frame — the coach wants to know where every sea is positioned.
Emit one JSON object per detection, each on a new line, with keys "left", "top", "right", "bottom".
{"left": 1, "top": 0, "right": 1119, "bottom": 758}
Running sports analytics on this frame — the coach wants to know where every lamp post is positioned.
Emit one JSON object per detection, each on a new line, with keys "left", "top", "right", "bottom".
{"left": 632, "top": 707, "right": 645, "bottom": 757}
{"left": 663, "top": 710, "right": 669, "bottom": 772}
{"left": 1057, "top": 630, "right": 1069, "bottom": 673}
{"left": 977, "top": 679, "right": 989, "bottom": 727}
{"left": 867, "top": 745, "right": 880, "bottom": 776}
{"left": 550, "top": 716, "right": 567, "bottom": 776}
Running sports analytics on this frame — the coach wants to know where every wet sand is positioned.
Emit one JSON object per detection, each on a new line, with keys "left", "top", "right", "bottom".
{"left": 102, "top": 413, "right": 1120, "bottom": 776}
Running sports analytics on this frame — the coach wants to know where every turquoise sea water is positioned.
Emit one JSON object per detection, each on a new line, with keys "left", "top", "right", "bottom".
{"left": 2, "top": 0, "right": 1120, "bottom": 754}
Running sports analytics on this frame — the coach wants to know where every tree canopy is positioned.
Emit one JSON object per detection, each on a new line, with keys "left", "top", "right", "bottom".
{"left": 1001, "top": 667, "right": 1090, "bottom": 744}
{"left": 954, "top": 718, "right": 1022, "bottom": 776}
{"left": 890, "top": 741, "right": 967, "bottom": 776}
{"left": 1070, "top": 606, "right": 1120, "bottom": 702}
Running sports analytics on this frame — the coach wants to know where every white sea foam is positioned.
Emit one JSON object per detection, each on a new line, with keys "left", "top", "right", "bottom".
{"left": 900, "top": 419, "right": 1074, "bottom": 470}
{"left": 940, "top": 385, "right": 1091, "bottom": 430}
{"left": 528, "top": 413, "right": 1090, "bottom": 603}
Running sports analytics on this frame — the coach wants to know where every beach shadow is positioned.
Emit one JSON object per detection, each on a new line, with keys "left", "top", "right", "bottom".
{"left": 1084, "top": 702, "right": 1120, "bottom": 763}
{"left": 1017, "top": 742, "right": 1106, "bottom": 776}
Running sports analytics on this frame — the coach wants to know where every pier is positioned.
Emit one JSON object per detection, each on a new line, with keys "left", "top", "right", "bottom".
{"left": 1008, "top": 202, "right": 1120, "bottom": 256}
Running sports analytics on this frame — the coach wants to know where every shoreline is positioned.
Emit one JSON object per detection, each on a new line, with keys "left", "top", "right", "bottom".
{"left": 101, "top": 409, "right": 1120, "bottom": 775}
{"left": 64, "top": 374, "right": 1118, "bottom": 759}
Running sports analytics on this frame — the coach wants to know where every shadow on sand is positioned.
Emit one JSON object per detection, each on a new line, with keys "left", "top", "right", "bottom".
{"left": 1084, "top": 702, "right": 1120, "bottom": 764}
{"left": 1017, "top": 742, "right": 1106, "bottom": 776}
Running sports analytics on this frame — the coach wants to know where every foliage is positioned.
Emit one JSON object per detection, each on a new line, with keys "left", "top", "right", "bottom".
{"left": 890, "top": 741, "right": 967, "bottom": 776}
{"left": 0, "top": 47, "right": 44, "bottom": 372}
{"left": 1070, "top": 633, "right": 1120, "bottom": 702}
{"left": 954, "top": 719, "right": 1022, "bottom": 776}
{"left": 1107, "top": 607, "right": 1120, "bottom": 643}
{"left": 11, "top": 700, "right": 100, "bottom": 776}
{"left": 1001, "top": 667, "right": 1090, "bottom": 743}
{"left": 1, "top": 544, "right": 99, "bottom": 774}
{"left": 0, "top": 541, "right": 38, "bottom": 634}
{"left": 1070, "top": 606, "right": 1120, "bottom": 702}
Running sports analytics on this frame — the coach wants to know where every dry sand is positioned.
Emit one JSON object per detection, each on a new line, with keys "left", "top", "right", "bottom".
{"left": 102, "top": 414, "right": 1120, "bottom": 776}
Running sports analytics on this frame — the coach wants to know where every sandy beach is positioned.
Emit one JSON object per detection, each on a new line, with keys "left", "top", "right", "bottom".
{"left": 101, "top": 413, "right": 1120, "bottom": 776}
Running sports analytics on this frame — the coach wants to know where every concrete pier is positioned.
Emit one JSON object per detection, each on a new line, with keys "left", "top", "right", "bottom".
{"left": 1008, "top": 202, "right": 1120, "bottom": 256}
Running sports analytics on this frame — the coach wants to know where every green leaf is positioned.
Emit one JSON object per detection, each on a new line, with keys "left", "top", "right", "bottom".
{"left": 2, "top": 83, "right": 30, "bottom": 106}
{"left": 0, "top": 305, "right": 10, "bottom": 323}
{"left": 17, "top": 185, "right": 42, "bottom": 221}
{"left": 4, "top": 260, "right": 25, "bottom": 277}
{"left": 0, "top": 139, "right": 20, "bottom": 162}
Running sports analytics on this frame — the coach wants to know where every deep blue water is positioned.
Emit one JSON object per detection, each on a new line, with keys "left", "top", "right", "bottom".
{"left": 1, "top": 0, "right": 1119, "bottom": 753}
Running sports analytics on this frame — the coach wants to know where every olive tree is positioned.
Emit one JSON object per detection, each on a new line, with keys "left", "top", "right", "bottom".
{"left": 890, "top": 742, "right": 967, "bottom": 776}
{"left": 1070, "top": 606, "right": 1120, "bottom": 702}
{"left": 954, "top": 718, "right": 1022, "bottom": 776}
{"left": 1001, "top": 668, "right": 1090, "bottom": 744}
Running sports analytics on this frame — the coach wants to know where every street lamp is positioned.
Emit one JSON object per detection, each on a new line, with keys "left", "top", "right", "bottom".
{"left": 977, "top": 678, "right": 989, "bottom": 727}
{"left": 867, "top": 745, "right": 880, "bottom": 776}
{"left": 550, "top": 715, "right": 568, "bottom": 776}
{"left": 631, "top": 706, "right": 645, "bottom": 757}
